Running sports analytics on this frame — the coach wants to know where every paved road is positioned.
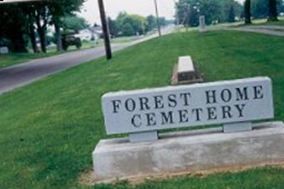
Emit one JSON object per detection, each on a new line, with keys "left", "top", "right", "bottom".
{"left": 0, "top": 26, "right": 175, "bottom": 95}
{"left": 0, "top": 44, "right": 127, "bottom": 94}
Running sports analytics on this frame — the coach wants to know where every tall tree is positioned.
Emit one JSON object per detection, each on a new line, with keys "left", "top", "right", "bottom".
{"left": 22, "top": 4, "right": 39, "bottom": 53}
{"left": 48, "top": 0, "right": 85, "bottom": 52}
{"left": 53, "top": 18, "right": 63, "bottom": 52}
{"left": 251, "top": 0, "right": 282, "bottom": 19}
{"left": 280, "top": 0, "right": 284, "bottom": 13}
{"left": 268, "top": 0, "right": 278, "bottom": 21}
{"left": 121, "top": 23, "right": 135, "bottom": 36}
{"left": 251, "top": 0, "right": 267, "bottom": 18}
{"left": 146, "top": 15, "right": 157, "bottom": 32}
{"left": 176, "top": 0, "right": 232, "bottom": 26}
{"left": 220, "top": 0, "right": 242, "bottom": 23}
{"left": 244, "top": 0, "right": 251, "bottom": 24}
{"left": 34, "top": 4, "right": 50, "bottom": 53}
{"left": 0, "top": 0, "right": 84, "bottom": 53}
{"left": 0, "top": 5, "right": 28, "bottom": 52}
{"left": 176, "top": 0, "right": 200, "bottom": 26}
{"left": 28, "top": 12, "right": 39, "bottom": 53}
{"left": 116, "top": 12, "right": 147, "bottom": 36}
{"left": 108, "top": 17, "right": 118, "bottom": 37}
{"left": 228, "top": 5, "right": 235, "bottom": 22}
{"left": 48, "top": 3, "right": 63, "bottom": 52}
{"left": 61, "top": 16, "right": 88, "bottom": 32}
{"left": 199, "top": 0, "right": 222, "bottom": 25}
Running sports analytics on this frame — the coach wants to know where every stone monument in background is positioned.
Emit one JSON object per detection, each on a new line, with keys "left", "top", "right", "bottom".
{"left": 199, "top": 15, "right": 206, "bottom": 32}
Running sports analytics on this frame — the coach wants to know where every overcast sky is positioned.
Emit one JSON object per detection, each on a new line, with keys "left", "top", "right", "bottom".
{"left": 80, "top": 0, "right": 245, "bottom": 25}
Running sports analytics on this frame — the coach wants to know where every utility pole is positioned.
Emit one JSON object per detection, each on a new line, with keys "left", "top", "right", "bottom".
{"left": 98, "top": 0, "right": 112, "bottom": 60}
{"left": 154, "top": 0, "right": 162, "bottom": 37}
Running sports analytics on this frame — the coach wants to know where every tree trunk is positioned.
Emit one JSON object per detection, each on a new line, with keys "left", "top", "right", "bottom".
{"left": 268, "top": 0, "right": 278, "bottom": 21}
{"left": 27, "top": 10, "right": 39, "bottom": 53}
{"left": 35, "top": 6, "right": 47, "bottom": 53}
{"left": 29, "top": 23, "right": 39, "bottom": 53}
{"left": 244, "top": 0, "right": 251, "bottom": 24}
{"left": 54, "top": 20, "right": 63, "bottom": 52}
{"left": 38, "top": 27, "right": 47, "bottom": 53}
{"left": 228, "top": 5, "right": 235, "bottom": 23}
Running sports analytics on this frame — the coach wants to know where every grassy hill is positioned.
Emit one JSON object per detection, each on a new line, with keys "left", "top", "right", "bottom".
{"left": 0, "top": 30, "right": 284, "bottom": 188}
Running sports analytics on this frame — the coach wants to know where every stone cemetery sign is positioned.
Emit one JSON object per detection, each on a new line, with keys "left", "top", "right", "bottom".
{"left": 102, "top": 77, "right": 274, "bottom": 135}
{"left": 94, "top": 76, "right": 283, "bottom": 181}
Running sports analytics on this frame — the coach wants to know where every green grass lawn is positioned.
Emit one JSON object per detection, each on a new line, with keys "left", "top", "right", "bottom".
{"left": 265, "top": 17, "right": 284, "bottom": 26}
{"left": 0, "top": 30, "right": 284, "bottom": 189}
{"left": 252, "top": 16, "right": 284, "bottom": 25}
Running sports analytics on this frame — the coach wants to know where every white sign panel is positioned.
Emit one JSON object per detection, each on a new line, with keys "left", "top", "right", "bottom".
{"left": 102, "top": 77, "right": 274, "bottom": 135}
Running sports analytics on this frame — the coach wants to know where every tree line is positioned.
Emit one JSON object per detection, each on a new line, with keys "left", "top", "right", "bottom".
{"left": 0, "top": 1, "right": 167, "bottom": 53}
{"left": 244, "top": 0, "right": 283, "bottom": 23}
{"left": 175, "top": 0, "right": 284, "bottom": 26}
{"left": 250, "top": 0, "right": 284, "bottom": 18}
{"left": 175, "top": 0, "right": 243, "bottom": 26}
{"left": 107, "top": 12, "right": 168, "bottom": 37}
{"left": 0, "top": 0, "right": 84, "bottom": 53}
{"left": 1, "top": 0, "right": 283, "bottom": 53}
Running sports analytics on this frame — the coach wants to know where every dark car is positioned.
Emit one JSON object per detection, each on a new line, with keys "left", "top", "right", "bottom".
{"left": 62, "top": 33, "right": 82, "bottom": 51}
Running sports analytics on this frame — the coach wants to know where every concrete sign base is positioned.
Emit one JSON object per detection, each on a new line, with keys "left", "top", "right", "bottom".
{"left": 93, "top": 121, "right": 284, "bottom": 180}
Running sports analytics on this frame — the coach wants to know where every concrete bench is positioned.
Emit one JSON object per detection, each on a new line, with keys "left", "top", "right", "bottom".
{"left": 171, "top": 56, "right": 203, "bottom": 85}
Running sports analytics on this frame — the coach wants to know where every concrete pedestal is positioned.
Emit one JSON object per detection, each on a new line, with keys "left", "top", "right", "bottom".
{"left": 93, "top": 121, "right": 284, "bottom": 180}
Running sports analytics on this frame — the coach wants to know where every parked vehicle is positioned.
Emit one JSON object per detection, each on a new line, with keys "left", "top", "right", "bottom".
{"left": 62, "top": 33, "right": 82, "bottom": 51}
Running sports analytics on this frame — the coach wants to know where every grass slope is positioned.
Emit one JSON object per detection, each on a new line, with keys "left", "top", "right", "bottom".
{"left": 265, "top": 19, "right": 284, "bottom": 26}
{"left": 0, "top": 31, "right": 284, "bottom": 188}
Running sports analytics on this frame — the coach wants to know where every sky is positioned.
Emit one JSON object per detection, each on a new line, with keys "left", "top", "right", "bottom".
{"left": 80, "top": 0, "right": 245, "bottom": 25}
{"left": 80, "top": 0, "right": 176, "bottom": 25}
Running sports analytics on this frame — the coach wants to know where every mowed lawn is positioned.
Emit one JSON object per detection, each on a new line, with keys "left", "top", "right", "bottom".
{"left": 0, "top": 31, "right": 284, "bottom": 189}
{"left": 265, "top": 19, "right": 284, "bottom": 26}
